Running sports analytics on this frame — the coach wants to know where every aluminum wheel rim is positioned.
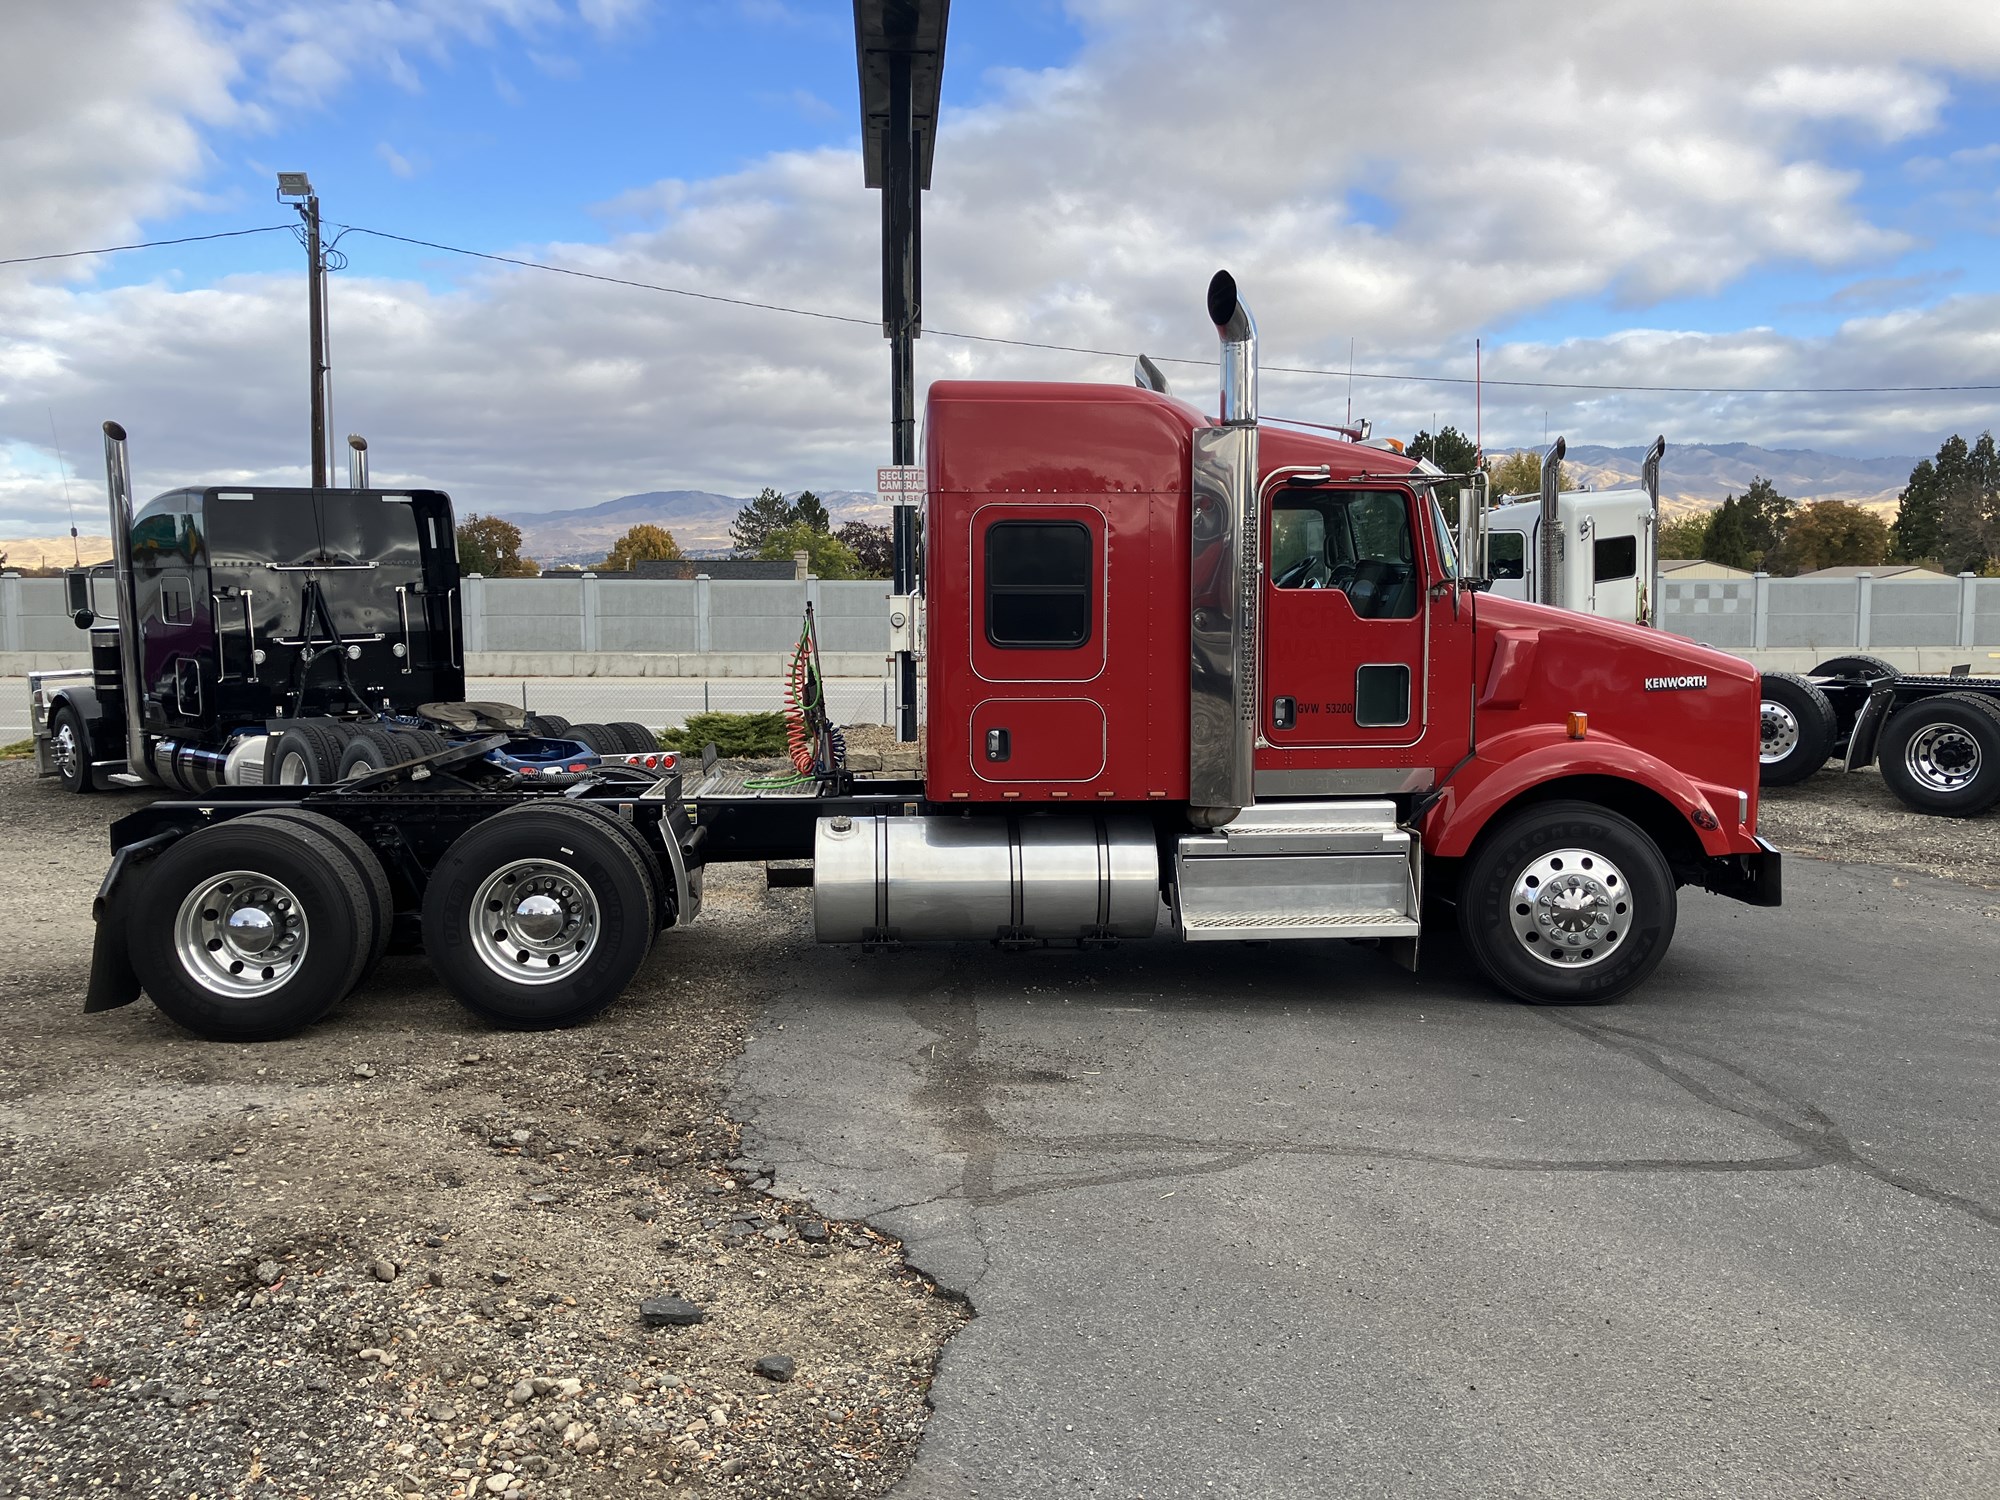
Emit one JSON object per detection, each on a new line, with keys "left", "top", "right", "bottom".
{"left": 277, "top": 750, "right": 313, "bottom": 785}
{"left": 1759, "top": 701, "right": 1800, "bottom": 764}
{"left": 469, "top": 858, "right": 598, "bottom": 985}
{"left": 175, "top": 870, "right": 309, "bottom": 997}
{"left": 1904, "top": 724, "right": 1981, "bottom": 793}
{"left": 51, "top": 721, "right": 81, "bottom": 781}
{"left": 1510, "top": 847, "right": 1629, "bottom": 970}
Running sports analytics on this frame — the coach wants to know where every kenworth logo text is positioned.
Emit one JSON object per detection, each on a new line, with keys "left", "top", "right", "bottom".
{"left": 1644, "top": 674, "right": 1708, "bottom": 692}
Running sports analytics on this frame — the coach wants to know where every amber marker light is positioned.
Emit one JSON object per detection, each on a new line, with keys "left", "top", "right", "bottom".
{"left": 1566, "top": 711, "right": 1589, "bottom": 740}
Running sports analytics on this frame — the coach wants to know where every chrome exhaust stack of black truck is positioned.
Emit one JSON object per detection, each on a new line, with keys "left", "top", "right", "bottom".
{"left": 100, "top": 421, "right": 156, "bottom": 786}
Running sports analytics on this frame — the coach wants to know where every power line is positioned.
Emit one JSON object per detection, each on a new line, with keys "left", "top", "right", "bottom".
{"left": 13, "top": 218, "right": 2000, "bottom": 397}
{"left": 0, "top": 223, "right": 296, "bottom": 268}
{"left": 339, "top": 224, "right": 2000, "bottom": 397}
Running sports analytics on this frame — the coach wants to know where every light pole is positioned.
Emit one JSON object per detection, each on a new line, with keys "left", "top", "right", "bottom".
{"left": 277, "top": 172, "right": 329, "bottom": 488}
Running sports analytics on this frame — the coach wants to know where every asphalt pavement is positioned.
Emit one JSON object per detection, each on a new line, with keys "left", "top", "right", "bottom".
{"left": 729, "top": 857, "right": 2000, "bottom": 1498}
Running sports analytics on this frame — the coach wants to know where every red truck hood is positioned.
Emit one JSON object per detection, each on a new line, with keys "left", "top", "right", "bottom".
{"left": 1471, "top": 592, "right": 1764, "bottom": 824}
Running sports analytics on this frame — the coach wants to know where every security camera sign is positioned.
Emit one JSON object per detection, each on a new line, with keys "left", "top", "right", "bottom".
{"left": 877, "top": 466, "right": 927, "bottom": 497}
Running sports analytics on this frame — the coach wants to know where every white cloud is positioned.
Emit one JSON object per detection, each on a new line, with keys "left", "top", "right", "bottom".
{"left": 6, "top": 0, "right": 2000, "bottom": 535}
{"left": 376, "top": 142, "right": 420, "bottom": 179}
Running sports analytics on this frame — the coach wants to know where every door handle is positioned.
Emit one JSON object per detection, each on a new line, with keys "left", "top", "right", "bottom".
{"left": 986, "top": 728, "right": 1010, "bottom": 762}
{"left": 1272, "top": 696, "right": 1296, "bottom": 731}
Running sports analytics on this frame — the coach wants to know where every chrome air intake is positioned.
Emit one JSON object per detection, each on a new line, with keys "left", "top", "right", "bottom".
{"left": 1537, "top": 435, "right": 1567, "bottom": 607}
{"left": 1133, "top": 353, "right": 1171, "bottom": 394}
{"left": 347, "top": 433, "right": 369, "bottom": 489}
{"left": 1188, "top": 271, "right": 1260, "bottom": 818}
{"left": 812, "top": 814, "right": 1159, "bottom": 943}
{"left": 100, "top": 421, "right": 156, "bottom": 785}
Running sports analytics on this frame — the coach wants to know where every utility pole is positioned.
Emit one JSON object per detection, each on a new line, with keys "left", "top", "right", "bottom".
{"left": 855, "top": 2, "right": 949, "bottom": 742}
{"left": 277, "top": 173, "right": 330, "bottom": 488}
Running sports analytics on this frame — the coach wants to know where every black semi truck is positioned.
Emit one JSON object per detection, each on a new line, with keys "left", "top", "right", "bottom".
{"left": 29, "top": 424, "right": 663, "bottom": 795}
{"left": 1757, "top": 653, "right": 2000, "bottom": 817}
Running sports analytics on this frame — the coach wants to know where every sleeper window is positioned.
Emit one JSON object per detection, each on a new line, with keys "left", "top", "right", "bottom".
{"left": 985, "top": 521, "right": 1092, "bottom": 648}
{"left": 1594, "top": 534, "right": 1637, "bottom": 583}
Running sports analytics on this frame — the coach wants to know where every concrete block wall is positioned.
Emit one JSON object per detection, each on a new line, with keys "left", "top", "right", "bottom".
{"left": 4, "top": 570, "right": 1997, "bottom": 679}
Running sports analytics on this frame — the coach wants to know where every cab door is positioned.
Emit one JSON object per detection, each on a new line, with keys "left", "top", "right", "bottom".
{"left": 1260, "top": 483, "right": 1439, "bottom": 753}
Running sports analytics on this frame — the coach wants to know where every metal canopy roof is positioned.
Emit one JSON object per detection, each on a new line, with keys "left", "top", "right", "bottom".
{"left": 854, "top": 0, "right": 949, "bottom": 189}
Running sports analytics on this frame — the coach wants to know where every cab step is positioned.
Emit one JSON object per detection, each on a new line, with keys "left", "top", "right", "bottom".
{"left": 1172, "top": 800, "right": 1421, "bottom": 942}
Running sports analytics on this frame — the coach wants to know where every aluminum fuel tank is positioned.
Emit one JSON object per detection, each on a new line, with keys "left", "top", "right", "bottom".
{"left": 813, "top": 813, "right": 1160, "bottom": 943}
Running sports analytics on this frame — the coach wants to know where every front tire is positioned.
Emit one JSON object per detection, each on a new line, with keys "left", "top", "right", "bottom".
{"left": 422, "top": 804, "right": 655, "bottom": 1028}
{"left": 1458, "top": 801, "right": 1676, "bottom": 1005}
{"left": 49, "top": 705, "right": 97, "bottom": 794}
{"left": 128, "top": 820, "right": 374, "bottom": 1040}
{"left": 1758, "top": 671, "right": 1837, "bottom": 786}
{"left": 1876, "top": 693, "right": 2000, "bottom": 817}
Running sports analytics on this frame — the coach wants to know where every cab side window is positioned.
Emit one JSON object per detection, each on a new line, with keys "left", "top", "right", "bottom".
{"left": 1490, "top": 531, "right": 1526, "bottom": 580}
{"left": 985, "top": 520, "right": 1092, "bottom": 648}
{"left": 1272, "top": 490, "right": 1419, "bottom": 619}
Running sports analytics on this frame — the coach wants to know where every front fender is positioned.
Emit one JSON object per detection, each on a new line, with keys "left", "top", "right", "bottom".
{"left": 1420, "top": 725, "right": 1745, "bottom": 859}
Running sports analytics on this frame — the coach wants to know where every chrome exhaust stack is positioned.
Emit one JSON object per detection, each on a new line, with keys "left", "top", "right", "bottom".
{"left": 347, "top": 433, "right": 369, "bottom": 489}
{"left": 1641, "top": 435, "right": 1665, "bottom": 626}
{"left": 1536, "top": 436, "right": 1567, "bottom": 607}
{"left": 1133, "top": 353, "right": 1171, "bottom": 395}
{"left": 1209, "top": 270, "right": 1258, "bottom": 426}
{"left": 100, "top": 421, "right": 156, "bottom": 784}
{"left": 1188, "top": 270, "right": 1262, "bottom": 820}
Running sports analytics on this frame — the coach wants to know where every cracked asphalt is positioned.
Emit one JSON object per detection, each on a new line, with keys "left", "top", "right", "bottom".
{"left": 729, "top": 858, "right": 2000, "bottom": 1498}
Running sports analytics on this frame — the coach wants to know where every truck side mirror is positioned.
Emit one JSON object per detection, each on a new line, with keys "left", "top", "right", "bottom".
{"left": 1457, "top": 482, "right": 1489, "bottom": 589}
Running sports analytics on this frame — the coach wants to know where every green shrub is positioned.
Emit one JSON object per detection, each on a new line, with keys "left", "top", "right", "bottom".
{"left": 658, "top": 711, "right": 790, "bottom": 758}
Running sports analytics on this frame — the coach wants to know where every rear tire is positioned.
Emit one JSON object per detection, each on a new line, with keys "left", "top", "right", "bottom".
{"left": 129, "top": 819, "right": 374, "bottom": 1040}
{"left": 1810, "top": 654, "right": 1899, "bottom": 681}
{"left": 422, "top": 804, "right": 655, "bottom": 1028}
{"left": 49, "top": 705, "right": 97, "bottom": 794}
{"left": 1758, "top": 672, "right": 1837, "bottom": 786}
{"left": 607, "top": 721, "right": 660, "bottom": 754}
{"left": 1876, "top": 693, "right": 2000, "bottom": 817}
{"left": 567, "top": 722, "right": 616, "bottom": 754}
{"left": 1458, "top": 800, "right": 1676, "bottom": 1005}
{"left": 237, "top": 810, "right": 395, "bottom": 983}
{"left": 268, "top": 720, "right": 350, "bottom": 785}
{"left": 527, "top": 714, "right": 571, "bottom": 737}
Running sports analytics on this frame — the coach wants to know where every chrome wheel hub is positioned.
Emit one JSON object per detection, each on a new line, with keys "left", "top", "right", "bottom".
{"left": 1510, "top": 848, "right": 1629, "bottom": 970}
{"left": 469, "top": 859, "right": 598, "bottom": 985}
{"left": 1905, "top": 725, "right": 1981, "bottom": 793}
{"left": 51, "top": 722, "right": 81, "bottom": 781}
{"left": 175, "top": 870, "right": 309, "bottom": 997}
{"left": 1759, "top": 701, "right": 1800, "bottom": 763}
{"left": 277, "top": 750, "right": 312, "bottom": 786}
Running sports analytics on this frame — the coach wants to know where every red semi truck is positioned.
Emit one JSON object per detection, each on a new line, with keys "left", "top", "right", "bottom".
{"left": 85, "top": 271, "right": 1777, "bottom": 1040}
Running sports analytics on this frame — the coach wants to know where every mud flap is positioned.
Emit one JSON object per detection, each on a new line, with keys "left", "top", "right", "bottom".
{"left": 1843, "top": 685, "right": 1896, "bottom": 772}
{"left": 83, "top": 829, "right": 180, "bottom": 1013}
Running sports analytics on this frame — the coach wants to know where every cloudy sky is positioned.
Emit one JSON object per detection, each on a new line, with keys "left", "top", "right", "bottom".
{"left": 2, "top": 0, "right": 1998, "bottom": 537}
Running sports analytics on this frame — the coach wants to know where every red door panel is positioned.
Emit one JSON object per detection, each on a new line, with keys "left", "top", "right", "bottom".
{"left": 970, "top": 698, "right": 1107, "bottom": 782}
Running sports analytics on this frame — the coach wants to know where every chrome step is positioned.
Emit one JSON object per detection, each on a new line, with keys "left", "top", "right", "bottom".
{"left": 1173, "top": 801, "right": 1421, "bottom": 942}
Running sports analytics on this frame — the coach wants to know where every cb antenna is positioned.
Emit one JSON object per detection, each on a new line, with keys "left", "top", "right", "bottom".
{"left": 48, "top": 408, "right": 80, "bottom": 566}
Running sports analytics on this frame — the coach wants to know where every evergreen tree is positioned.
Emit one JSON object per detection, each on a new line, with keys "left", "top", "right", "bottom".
{"left": 1704, "top": 494, "right": 1755, "bottom": 570}
{"left": 1935, "top": 431, "right": 1999, "bottom": 574}
{"left": 1891, "top": 456, "right": 1944, "bottom": 565}
{"left": 1409, "top": 426, "right": 1480, "bottom": 474}
{"left": 729, "top": 488, "right": 798, "bottom": 554}
{"left": 1737, "top": 476, "right": 1795, "bottom": 567}
{"left": 792, "top": 490, "right": 831, "bottom": 533}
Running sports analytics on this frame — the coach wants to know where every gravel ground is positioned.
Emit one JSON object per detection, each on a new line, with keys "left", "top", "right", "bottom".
{"left": 0, "top": 760, "right": 966, "bottom": 1500}
{"left": 0, "top": 745, "right": 1990, "bottom": 1500}
{"left": 1760, "top": 762, "right": 2000, "bottom": 890}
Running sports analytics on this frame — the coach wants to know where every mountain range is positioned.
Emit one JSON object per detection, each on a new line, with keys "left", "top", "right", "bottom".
{"left": 1558, "top": 443, "right": 1922, "bottom": 516}
{"left": 495, "top": 489, "right": 883, "bottom": 566}
{"left": 0, "top": 447, "right": 1932, "bottom": 568}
